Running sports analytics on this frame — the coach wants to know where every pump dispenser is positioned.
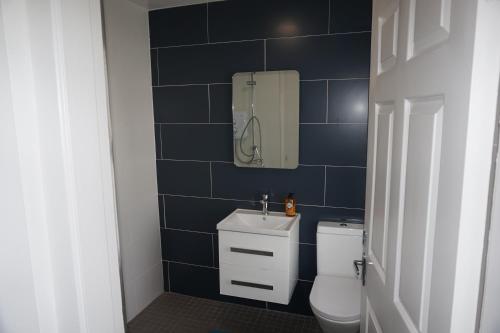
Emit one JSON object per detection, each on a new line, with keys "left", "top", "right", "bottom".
{"left": 285, "top": 193, "right": 296, "bottom": 217}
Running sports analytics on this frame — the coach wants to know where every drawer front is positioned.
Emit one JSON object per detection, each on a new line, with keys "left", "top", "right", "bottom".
{"left": 219, "top": 263, "right": 290, "bottom": 304}
{"left": 218, "top": 231, "right": 289, "bottom": 270}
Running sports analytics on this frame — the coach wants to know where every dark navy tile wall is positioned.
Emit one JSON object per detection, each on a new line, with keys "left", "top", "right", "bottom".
{"left": 150, "top": 0, "right": 371, "bottom": 316}
{"left": 208, "top": 0, "right": 329, "bottom": 42}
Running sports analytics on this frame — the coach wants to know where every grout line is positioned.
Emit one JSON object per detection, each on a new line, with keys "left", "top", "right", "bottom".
{"left": 299, "top": 164, "right": 367, "bottom": 168}
{"left": 211, "top": 234, "right": 216, "bottom": 267}
{"left": 300, "top": 77, "right": 369, "bottom": 82}
{"left": 328, "top": 0, "right": 331, "bottom": 34}
{"left": 163, "top": 227, "right": 215, "bottom": 235}
{"left": 162, "top": 195, "right": 167, "bottom": 228}
{"left": 160, "top": 158, "right": 226, "bottom": 163}
{"left": 209, "top": 161, "right": 213, "bottom": 197}
{"left": 158, "top": 124, "right": 163, "bottom": 159}
{"left": 325, "top": 80, "right": 329, "bottom": 123}
{"left": 158, "top": 158, "right": 367, "bottom": 168}
{"left": 156, "top": 48, "right": 160, "bottom": 85}
{"left": 299, "top": 242, "right": 317, "bottom": 246}
{"left": 155, "top": 122, "right": 367, "bottom": 125}
{"left": 206, "top": 2, "right": 210, "bottom": 43}
{"left": 165, "top": 260, "right": 218, "bottom": 270}
{"left": 162, "top": 193, "right": 366, "bottom": 210}
{"left": 300, "top": 122, "right": 368, "bottom": 125}
{"left": 153, "top": 38, "right": 265, "bottom": 49}
{"left": 150, "top": 31, "right": 372, "bottom": 49}
{"left": 302, "top": 164, "right": 367, "bottom": 168}
{"left": 207, "top": 85, "right": 211, "bottom": 123}
{"left": 167, "top": 261, "right": 171, "bottom": 292}
{"left": 298, "top": 278, "right": 314, "bottom": 283}
{"left": 154, "top": 83, "right": 211, "bottom": 87}
{"left": 264, "top": 39, "right": 267, "bottom": 71}
{"left": 163, "top": 193, "right": 254, "bottom": 203}
{"left": 161, "top": 227, "right": 328, "bottom": 248}
{"left": 324, "top": 166, "right": 327, "bottom": 206}
{"left": 152, "top": 78, "right": 368, "bottom": 88}
{"left": 157, "top": 122, "right": 233, "bottom": 125}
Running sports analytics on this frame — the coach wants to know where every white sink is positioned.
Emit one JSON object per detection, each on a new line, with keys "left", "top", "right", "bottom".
{"left": 217, "top": 208, "right": 300, "bottom": 304}
{"left": 216, "top": 209, "right": 300, "bottom": 237}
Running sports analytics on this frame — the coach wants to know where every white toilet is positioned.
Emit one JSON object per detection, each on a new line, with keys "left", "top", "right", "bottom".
{"left": 310, "top": 221, "right": 363, "bottom": 333}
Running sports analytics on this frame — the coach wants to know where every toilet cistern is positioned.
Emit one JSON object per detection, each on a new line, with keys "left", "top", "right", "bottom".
{"left": 260, "top": 193, "right": 269, "bottom": 215}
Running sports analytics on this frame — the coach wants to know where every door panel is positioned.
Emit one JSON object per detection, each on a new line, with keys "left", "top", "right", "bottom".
{"left": 378, "top": 3, "right": 399, "bottom": 74}
{"left": 368, "top": 103, "right": 394, "bottom": 284}
{"left": 407, "top": 0, "right": 451, "bottom": 59}
{"left": 395, "top": 97, "right": 443, "bottom": 333}
{"left": 362, "top": 0, "right": 496, "bottom": 332}
{"left": 367, "top": 299, "right": 384, "bottom": 333}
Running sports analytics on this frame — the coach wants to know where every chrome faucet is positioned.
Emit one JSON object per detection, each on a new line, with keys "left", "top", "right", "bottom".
{"left": 260, "top": 193, "right": 269, "bottom": 215}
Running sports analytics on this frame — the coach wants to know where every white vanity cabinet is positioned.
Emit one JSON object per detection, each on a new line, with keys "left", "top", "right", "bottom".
{"left": 216, "top": 209, "right": 299, "bottom": 304}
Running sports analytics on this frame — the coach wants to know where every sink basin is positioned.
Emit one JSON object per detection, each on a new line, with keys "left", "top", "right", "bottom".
{"left": 216, "top": 209, "right": 300, "bottom": 237}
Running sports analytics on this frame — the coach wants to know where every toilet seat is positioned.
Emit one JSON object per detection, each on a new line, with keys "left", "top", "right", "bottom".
{"left": 309, "top": 275, "right": 361, "bottom": 322}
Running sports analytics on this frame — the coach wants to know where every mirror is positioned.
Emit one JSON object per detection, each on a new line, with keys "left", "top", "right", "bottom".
{"left": 232, "top": 70, "right": 299, "bottom": 169}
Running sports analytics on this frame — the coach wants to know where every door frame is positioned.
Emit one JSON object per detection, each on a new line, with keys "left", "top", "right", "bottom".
{"left": 449, "top": 1, "right": 500, "bottom": 330}
{"left": 477, "top": 79, "right": 500, "bottom": 332}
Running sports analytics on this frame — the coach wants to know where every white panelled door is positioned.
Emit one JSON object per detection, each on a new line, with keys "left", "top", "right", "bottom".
{"left": 362, "top": 0, "right": 500, "bottom": 332}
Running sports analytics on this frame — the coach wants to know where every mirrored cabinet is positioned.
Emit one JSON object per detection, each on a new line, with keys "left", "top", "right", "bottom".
{"left": 232, "top": 70, "right": 300, "bottom": 169}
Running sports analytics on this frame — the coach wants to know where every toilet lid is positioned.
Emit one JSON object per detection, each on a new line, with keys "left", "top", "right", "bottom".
{"left": 309, "top": 275, "right": 361, "bottom": 322}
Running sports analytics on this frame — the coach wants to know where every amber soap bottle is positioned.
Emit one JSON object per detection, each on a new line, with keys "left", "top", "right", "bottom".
{"left": 285, "top": 193, "right": 296, "bottom": 217}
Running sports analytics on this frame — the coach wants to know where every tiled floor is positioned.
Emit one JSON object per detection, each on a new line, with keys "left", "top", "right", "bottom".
{"left": 128, "top": 293, "right": 322, "bottom": 333}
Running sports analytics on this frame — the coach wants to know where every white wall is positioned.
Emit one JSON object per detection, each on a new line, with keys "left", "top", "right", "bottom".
{"left": 103, "top": 0, "right": 164, "bottom": 321}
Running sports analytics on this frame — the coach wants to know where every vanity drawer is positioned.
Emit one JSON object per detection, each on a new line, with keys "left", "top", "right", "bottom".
{"left": 218, "top": 231, "right": 289, "bottom": 270}
{"left": 219, "top": 263, "right": 292, "bottom": 304}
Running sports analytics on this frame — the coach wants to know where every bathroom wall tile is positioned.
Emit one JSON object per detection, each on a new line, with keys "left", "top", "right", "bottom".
{"left": 161, "top": 124, "right": 233, "bottom": 161}
{"left": 209, "top": 84, "right": 233, "bottom": 123}
{"left": 331, "top": 0, "right": 373, "bottom": 33}
{"left": 158, "top": 41, "right": 264, "bottom": 85}
{"left": 325, "top": 167, "right": 367, "bottom": 208}
{"left": 165, "top": 229, "right": 213, "bottom": 266}
{"left": 169, "top": 262, "right": 219, "bottom": 299}
{"left": 160, "top": 228, "right": 168, "bottom": 260}
{"left": 267, "top": 203, "right": 364, "bottom": 244}
{"left": 150, "top": 48, "right": 158, "bottom": 86}
{"left": 208, "top": 0, "right": 329, "bottom": 42}
{"left": 154, "top": 124, "right": 162, "bottom": 159}
{"left": 156, "top": 160, "right": 211, "bottom": 196}
{"left": 213, "top": 234, "right": 219, "bottom": 268}
{"left": 149, "top": 5, "right": 207, "bottom": 47}
{"left": 266, "top": 33, "right": 371, "bottom": 80}
{"left": 151, "top": 0, "right": 371, "bottom": 316}
{"left": 162, "top": 262, "right": 170, "bottom": 291}
{"left": 158, "top": 195, "right": 165, "bottom": 228}
{"left": 300, "top": 81, "right": 327, "bottom": 123}
{"left": 153, "top": 85, "right": 209, "bottom": 123}
{"left": 268, "top": 280, "right": 313, "bottom": 315}
{"left": 164, "top": 195, "right": 257, "bottom": 233}
{"left": 299, "top": 124, "right": 368, "bottom": 166}
{"left": 212, "top": 163, "right": 325, "bottom": 205}
{"left": 328, "top": 79, "right": 369, "bottom": 123}
{"left": 299, "top": 244, "right": 317, "bottom": 281}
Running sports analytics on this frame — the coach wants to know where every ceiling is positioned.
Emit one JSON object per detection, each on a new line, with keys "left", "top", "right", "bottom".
{"left": 128, "top": 0, "right": 222, "bottom": 10}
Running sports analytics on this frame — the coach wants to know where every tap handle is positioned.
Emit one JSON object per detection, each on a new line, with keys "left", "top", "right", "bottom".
{"left": 261, "top": 193, "right": 269, "bottom": 201}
